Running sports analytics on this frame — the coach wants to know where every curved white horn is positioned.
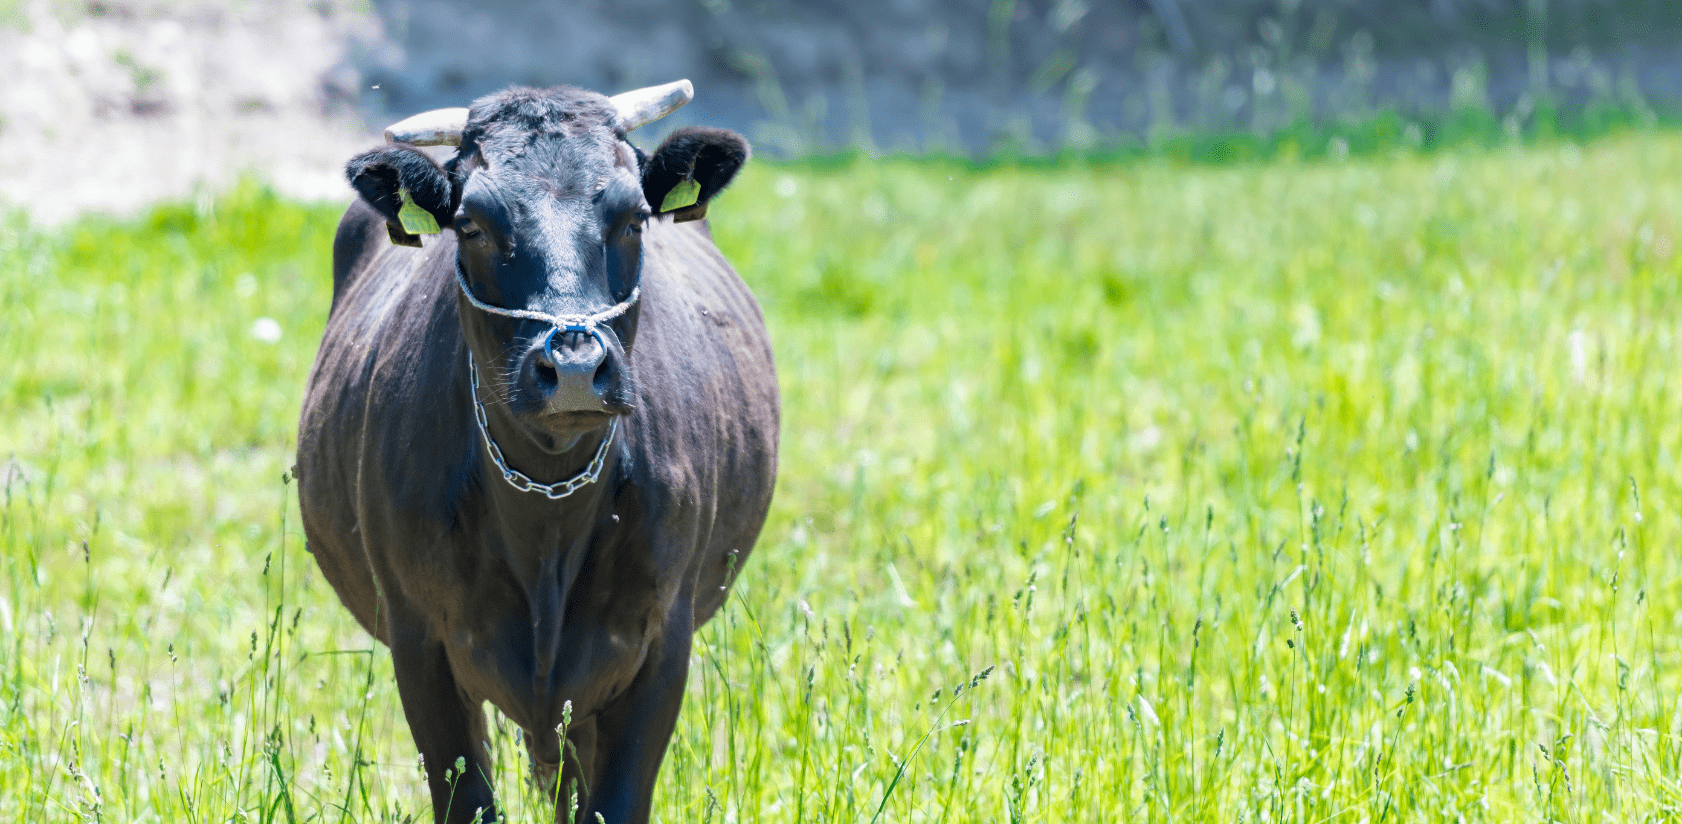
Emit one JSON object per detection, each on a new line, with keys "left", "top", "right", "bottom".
{"left": 609, "top": 79, "right": 693, "bottom": 131}
{"left": 384, "top": 107, "right": 469, "bottom": 146}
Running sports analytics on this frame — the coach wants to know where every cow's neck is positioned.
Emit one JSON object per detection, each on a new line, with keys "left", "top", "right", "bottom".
{"left": 476, "top": 406, "right": 619, "bottom": 517}
{"left": 473, "top": 407, "right": 621, "bottom": 580}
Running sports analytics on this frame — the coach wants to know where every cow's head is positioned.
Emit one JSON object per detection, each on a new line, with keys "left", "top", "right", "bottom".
{"left": 343, "top": 82, "right": 748, "bottom": 446}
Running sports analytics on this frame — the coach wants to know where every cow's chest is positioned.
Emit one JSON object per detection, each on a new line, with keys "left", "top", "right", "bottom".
{"left": 438, "top": 526, "right": 664, "bottom": 732}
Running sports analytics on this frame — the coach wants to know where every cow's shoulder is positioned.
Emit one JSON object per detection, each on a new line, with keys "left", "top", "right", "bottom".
{"left": 331, "top": 198, "right": 392, "bottom": 310}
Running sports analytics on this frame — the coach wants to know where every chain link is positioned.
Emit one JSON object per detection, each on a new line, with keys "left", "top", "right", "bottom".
{"left": 469, "top": 355, "right": 617, "bottom": 499}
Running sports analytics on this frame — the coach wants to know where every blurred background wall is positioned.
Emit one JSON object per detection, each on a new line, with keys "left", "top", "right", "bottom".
{"left": 364, "top": 0, "right": 1682, "bottom": 155}
{"left": 4, "top": 0, "right": 1680, "bottom": 220}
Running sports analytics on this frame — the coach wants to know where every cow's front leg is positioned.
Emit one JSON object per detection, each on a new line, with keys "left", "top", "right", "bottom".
{"left": 579, "top": 602, "right": 696, "bottom": 824}
{"left": 391, "top": 628, "right": 499, "bottom": 824}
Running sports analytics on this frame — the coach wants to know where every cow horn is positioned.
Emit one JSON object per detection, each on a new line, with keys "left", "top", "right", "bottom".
{"left": 609, "top": 79, "right": 693, "bottom": 131}
{"left": 381, "top": 80, "right": 691, "bottom": 144}
{"left": 384, "top": 107, "right": 469, "bottom": 146}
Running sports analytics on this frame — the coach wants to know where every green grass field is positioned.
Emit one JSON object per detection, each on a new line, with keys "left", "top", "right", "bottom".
{"left": 3, "top": 133, "right": 1682, "bottom": 822}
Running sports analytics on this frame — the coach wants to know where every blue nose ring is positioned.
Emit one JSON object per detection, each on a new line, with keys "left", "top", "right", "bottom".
{"left": 544, "top": 322, "right": 606, "bottom": 369}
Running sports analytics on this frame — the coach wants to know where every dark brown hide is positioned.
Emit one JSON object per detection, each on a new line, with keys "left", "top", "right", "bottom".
{"left": 297, "top": 86, "right": 776, "bottom": 824}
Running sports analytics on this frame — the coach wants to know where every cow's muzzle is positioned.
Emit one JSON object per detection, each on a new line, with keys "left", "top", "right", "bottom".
{"left": 525, "top": 322, "right": 628, "bottom": 420}
{"left": 455, "top": 259, "right": 640, "bottom": 433}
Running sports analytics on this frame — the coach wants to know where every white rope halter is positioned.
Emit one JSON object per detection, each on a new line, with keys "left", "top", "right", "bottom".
{"left": 453, "top": 262, "right": 641, "bottom": 332}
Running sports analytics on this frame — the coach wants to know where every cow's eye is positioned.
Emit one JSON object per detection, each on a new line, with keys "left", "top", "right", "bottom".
{"left": 456, "top": 218, "right": 482, "bottom": 239}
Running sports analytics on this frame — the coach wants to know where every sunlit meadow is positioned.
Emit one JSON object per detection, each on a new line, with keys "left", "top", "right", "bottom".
{"left": 3, "top": 132, "right": 1681, "bottom": 821}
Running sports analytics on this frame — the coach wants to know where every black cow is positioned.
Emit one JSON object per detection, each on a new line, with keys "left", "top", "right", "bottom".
{"left": 295, "top": 81, "right": 778, "bottom": 824}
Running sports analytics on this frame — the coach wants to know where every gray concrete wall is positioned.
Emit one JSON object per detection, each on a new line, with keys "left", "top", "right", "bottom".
{"left": 359, "top": 0, "right": 1682, "bottom": 155}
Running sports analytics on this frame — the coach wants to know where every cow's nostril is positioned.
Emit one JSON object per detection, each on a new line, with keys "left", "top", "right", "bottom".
{"left": 592, "top": 358, "right": 612, "bottom": 395}
{"left": 534, "top": 360, "right": 558, "bottom": 388}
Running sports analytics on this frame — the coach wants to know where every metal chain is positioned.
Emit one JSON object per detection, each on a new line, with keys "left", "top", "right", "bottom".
{"left": 468, "top": 354, "right": 617, "bottom": 499}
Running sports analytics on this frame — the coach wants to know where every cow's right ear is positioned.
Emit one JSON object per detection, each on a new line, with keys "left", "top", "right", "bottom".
{"left": 345, "top": 145, "right": 454, "bottom": 248}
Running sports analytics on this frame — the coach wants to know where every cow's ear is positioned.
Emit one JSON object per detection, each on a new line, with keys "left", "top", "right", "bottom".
{"left": 345, "top": 145, "right": 454, "bottom": 247}
{"left": 642, "top": 127, "right": 750, "bottom": 223}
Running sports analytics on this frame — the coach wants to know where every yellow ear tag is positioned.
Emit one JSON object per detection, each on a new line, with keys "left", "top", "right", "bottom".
{"left": 660, "top": 178, "right": 700, "bottom": 212}
{"left": 397, "top": 188, "right": 441, "bottom": 235}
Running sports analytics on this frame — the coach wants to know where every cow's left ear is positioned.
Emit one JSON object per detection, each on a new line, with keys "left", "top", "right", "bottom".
{"left": 641, "top": 127, "right": 750, "bottom": 223}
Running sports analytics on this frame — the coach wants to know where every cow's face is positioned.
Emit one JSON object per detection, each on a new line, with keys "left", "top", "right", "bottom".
{"left": 344, "top": 86, "right": 748, "bottom": 444}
